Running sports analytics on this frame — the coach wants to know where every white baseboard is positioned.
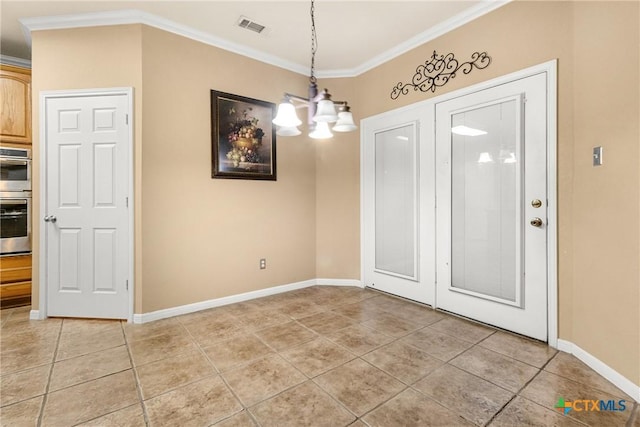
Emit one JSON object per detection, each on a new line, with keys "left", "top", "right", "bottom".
{"left": 315, "top": 278, "right": 363, "bottom": 288}
{"left": 557, "top": 339, "right": 640, "bottom": 402}
{"left": 29, "top": 310, "right": 40, "bottom": 320}
{"left": 133, "top": 278, "right": 362, "bottom": 324}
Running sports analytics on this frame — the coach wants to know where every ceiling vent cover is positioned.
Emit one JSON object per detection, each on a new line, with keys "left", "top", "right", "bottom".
{"left": 237, "top": 16, "right": 266, "bottom": 34}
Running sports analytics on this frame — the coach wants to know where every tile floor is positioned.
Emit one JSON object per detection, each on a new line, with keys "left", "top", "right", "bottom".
{"left": 1, "top": 286, "right": 638, "bottom": 426}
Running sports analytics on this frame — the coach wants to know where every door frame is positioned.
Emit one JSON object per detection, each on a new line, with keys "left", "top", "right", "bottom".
{"left": 360, "top": 60, "right": 557, "bottom": 346}
{"left": 38, "top": 87, "right": 135, "bottom": 322}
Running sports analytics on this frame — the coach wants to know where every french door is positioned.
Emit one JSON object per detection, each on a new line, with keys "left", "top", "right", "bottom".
{"left": 435, "top": 73, "right": 548, "bottom": 340}
{"left": 362, "top": 107, "right": 435, "bottom": 305}
{"left": 362, "top": 65, "right": 555, "bottom": 341}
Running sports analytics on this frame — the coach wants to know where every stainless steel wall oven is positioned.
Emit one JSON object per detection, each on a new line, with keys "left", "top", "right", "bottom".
{"left": 0, "top": 147, "right": 32, "bottom": 255}
{"left": 1, "top": 192, "right": 31, "bottom": 255}
{"left": 0, "top": 147, "right": 31, "bottom": 192}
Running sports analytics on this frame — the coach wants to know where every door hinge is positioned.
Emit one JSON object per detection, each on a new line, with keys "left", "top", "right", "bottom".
{"left": 126, "top": 280, "right": 129, "bottom": 291}
{"left": 125, "top": 114, "right": 129, "bottom": 125}
{"left": 126, "top": 197, "right": 129, "bottom": 207}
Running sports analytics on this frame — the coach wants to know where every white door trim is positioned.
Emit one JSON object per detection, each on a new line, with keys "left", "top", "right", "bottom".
{"left": 360, "top": 60, "right": 557, "bottom": 346}
{"left": 39, "top": 87, "right": 135, "bottom": 323}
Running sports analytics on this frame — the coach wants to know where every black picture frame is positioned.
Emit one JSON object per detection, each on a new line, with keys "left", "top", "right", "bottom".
{"left": 211, "top": 90, "right": 277, "bottom": 180}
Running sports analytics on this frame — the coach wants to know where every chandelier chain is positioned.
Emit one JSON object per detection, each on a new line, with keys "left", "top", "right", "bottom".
{"left": 272, "top": 0, "right": 356, "bottom": 137}
{"left": 310, "top": 0, "right": 317, "bottom": 84}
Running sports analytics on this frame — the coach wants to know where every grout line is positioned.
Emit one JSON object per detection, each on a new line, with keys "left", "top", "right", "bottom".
{"left": 310, "top": 372, "right": 366, "bottom": 421}
{"left": 408, "top": 340, "right": 539, "bottom": 426}
{"left": 15, "top": 287, "right": 616, "bottom": 426}
{"left": 221, "top": 354, "right": 308, "bottom": 412}
{"left": 483, "top": 393, "right": 518, "bottom": 427}
{"left": 540, "top": 354, "right": 634, "bottom": 401}
{"left": 0, "top": 307, "right": 14, "bottom": 328}
{"left": 185, "top": 316, "right": 275, "bottom": 414}
{"left": 217, "top": 368, "right": 249, "bottom": 412}
{"left": 625, "top": 402, "right": 638, "bottom": 427}
{"left": 217, "top": 297, "right": 377, "bottom": 421}
{"left": 179, "top": 312, "right": 259, "bottom": 422}
{"left": 483, "top": 349, "right": 562, "bottom": 426}
{"left": 120, "top": 321, "right": 151, "bottom": 427}
{"left": 36, "top": 317, "right": 64, "bottom": 427}
{"left": 355, "top": 383, "right": 410, "bottom": 423}
{"left": 245, "top": 408, "right": 262, "bottom": 427}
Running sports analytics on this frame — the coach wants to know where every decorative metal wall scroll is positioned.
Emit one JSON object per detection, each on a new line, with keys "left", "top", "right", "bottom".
{"left": 390, "top": 51, "right": 491, "bottom": 100}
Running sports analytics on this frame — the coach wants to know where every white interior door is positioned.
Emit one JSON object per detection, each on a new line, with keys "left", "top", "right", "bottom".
{"left": 44, "top": 90, "right": 131, "bottom": 319}
{"left": 435, "top": 73, "right": 548, "bottom": 340}
{"left": 362, "top": 107, "right": 435, "bottom": 305}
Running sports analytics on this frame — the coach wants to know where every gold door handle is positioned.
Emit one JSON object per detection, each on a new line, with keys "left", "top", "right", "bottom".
{"left": 530, "top": 217, "right": 543, "bottom": 227}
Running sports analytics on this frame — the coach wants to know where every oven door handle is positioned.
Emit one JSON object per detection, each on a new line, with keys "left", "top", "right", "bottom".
{"left": 1, "top": 213, "right": 25, "bottom": 219}
{"left": 0, "top": 158, "right": 29, "bottom": 166}
{"left": 0, "top": 199, "right": 27, "bottom": 205}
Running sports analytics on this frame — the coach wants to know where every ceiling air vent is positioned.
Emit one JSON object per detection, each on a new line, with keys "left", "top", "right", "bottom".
{"left": 237, "top": 16, "right": 266, "bottom": 34}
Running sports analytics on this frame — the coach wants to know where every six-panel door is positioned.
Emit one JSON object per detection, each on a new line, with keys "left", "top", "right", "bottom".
{"left": 45, "top": 93, "right": 130, "bottom": 319}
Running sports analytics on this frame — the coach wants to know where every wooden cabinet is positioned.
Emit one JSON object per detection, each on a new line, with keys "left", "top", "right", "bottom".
{"left": 0, "top": 255, "right": 32, "bottom": 308}
{"left": 1, "top": 65, "right": 33, "bottom": 308}
{"left": 0, "top": 65, "right": 31, "bottom": 145}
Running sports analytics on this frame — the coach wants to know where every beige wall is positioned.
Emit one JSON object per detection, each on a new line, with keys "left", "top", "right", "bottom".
{"left": 348, "top": 0, "right": 639, "bottom": 384}
{"left": 30, "top": 0, "right": 639, "bottom": 386}
{"left": 314, "top": 77, "right": 360, "bottom": 279}
{"left": 571, "top": 1, "right": 639, "bottom": 386}
{"left": 30, "top": 24, "right": 144, "bottom": 311}
{"left": 139, "top": 26, "right": 316, "bottom": 312}
{"left": 31, "top": 24, "right": 317, "bottom": 314}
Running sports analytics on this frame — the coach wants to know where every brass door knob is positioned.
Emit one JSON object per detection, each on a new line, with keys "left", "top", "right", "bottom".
{"left": 530, "top": 217, "right": 543, "bottom": 227}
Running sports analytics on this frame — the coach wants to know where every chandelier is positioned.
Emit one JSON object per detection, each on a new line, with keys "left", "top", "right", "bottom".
{"left": 272, "top": 0, "right": 357, "bottom": 139}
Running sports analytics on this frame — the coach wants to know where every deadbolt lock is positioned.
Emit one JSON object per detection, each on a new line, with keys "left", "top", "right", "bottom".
{"left": 531, "top": 199, "right": 543, "bottom": 208}
{"left": 530, "top": 217, "right": 543, "bottom": 227}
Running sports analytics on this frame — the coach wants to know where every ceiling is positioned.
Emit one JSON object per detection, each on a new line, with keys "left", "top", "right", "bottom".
{"left": 0, "top": 0, "right": 507, "bottom": 77}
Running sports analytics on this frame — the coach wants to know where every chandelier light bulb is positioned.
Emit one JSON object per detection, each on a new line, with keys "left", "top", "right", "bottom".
{"left": 333, "top": 110, "right": 357, "bottom": 132}
{"left": 274, "top": 0, "right": 356, "bottom": 138}
{"left": 273, "top": 101, "right": 302, "bottom": 127}
{"left": 313, "top": 99, "right": 338, "bottom": 123}
{"left": 309, "top": 122, "right": 333, "bottom": 139}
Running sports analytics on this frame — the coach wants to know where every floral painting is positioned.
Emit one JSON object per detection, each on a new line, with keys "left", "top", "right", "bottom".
{"left": 211, "top": 90, "right": 276, "bottom": 180}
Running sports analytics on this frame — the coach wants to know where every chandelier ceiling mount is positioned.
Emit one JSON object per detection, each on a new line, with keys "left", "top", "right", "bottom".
{"left": 272, "top": 0, "right": 357, "bottom": 139}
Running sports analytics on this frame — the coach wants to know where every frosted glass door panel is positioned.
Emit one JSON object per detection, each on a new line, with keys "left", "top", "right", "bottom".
{"left": 436, "top": 71, "right": 549, "bottom": 341}
{"left": 451, "top": 99, "right": 521, "bottom": 303}
{"left": 375, "top": 124, "right": 417, "bottom": 279}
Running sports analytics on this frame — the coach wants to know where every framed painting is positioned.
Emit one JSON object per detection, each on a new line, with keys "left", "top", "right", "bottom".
{"left": 211, "top": 90, "right": 277, "bottom": 180}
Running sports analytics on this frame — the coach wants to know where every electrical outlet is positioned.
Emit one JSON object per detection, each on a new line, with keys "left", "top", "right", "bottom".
{"left": 593, "top": 146, "right": 603, "bottom": 166}
{"left": 260, "top": 258, "right": 266, "bottom": 269}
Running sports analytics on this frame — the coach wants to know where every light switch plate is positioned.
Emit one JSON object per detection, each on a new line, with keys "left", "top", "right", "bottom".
{"left": 593, "top": 146, "right": 603, "bottom": 166}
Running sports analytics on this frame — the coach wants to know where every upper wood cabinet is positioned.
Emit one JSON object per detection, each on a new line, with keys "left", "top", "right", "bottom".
{"left": 0, "top": 65, "right": 32, "bottom": 145}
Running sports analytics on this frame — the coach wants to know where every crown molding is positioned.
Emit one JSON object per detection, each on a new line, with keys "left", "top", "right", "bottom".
{"left": 319, "top": 0, "right": 511, "bottom": 78}
{"left": 20, "top": 9, "right": 141, "bottom": 48}
{"left": 138, "top": 11, "right": 309, "bottom": 76}
{"left": 20, "top": 1, "right": 510, "bottom": 79}
{"left": 0, "top": 54, "right": 31, "bottom": 68}
{"left": 19, "top": 9, "right": 309, "bottom": 76}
